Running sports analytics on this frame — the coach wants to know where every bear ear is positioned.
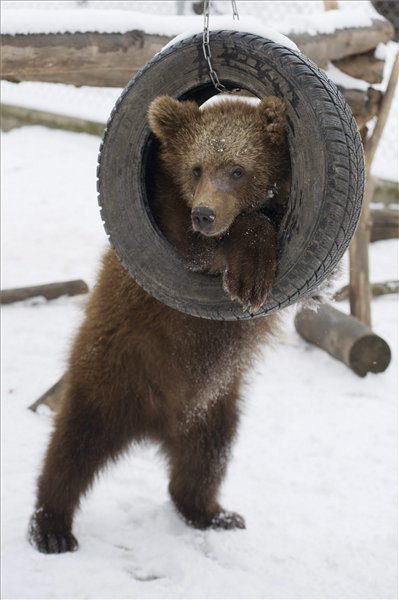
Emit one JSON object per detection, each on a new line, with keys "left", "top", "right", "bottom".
{"left": 258, "top": 96, "right": 287, "bottom": 145}
{"left": 147, "top": 96, "right": 200, "bottom": 141}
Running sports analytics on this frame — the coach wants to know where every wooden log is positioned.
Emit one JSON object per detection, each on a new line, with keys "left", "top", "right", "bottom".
{"left": 338, "top": 87, "right": 382, "bottom": 130}
{"left": 1, "top": 103, "right": 105, "bottom": 136}
{"left": 370, "top": 208, "right": 399, "bottom": 241}
{"left": 289, "top": 18, "right": 394, "bottom": 68}
{"left": 333, "top": 50, "right": 385, "bottom": 84}
{"left": 29, "top": 377, "right": 65, "bottom": 412}
{"left": 0, "top": 279, "right": 89, "bottom": 304}
{"left": 335, "top": 280, "right": 399, "bottom": 301}
{"left": 0, "top": 30, "right": 170, "bottom": 88}
{"left": 295, "top": 304, "right": 391, "bottom": 377}
{"left": 1, "top": 18, "right": 394, "bottom": 87}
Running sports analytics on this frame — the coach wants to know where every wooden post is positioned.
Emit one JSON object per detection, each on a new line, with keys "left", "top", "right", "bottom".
{"left": 324, "top": 1, "right": 338, "bottom": 9}
{"left": 349, "top": 51, "right": 399, "bottom": 326}
{"left": 349, "top": 176, "right": 373, "bottom": 326}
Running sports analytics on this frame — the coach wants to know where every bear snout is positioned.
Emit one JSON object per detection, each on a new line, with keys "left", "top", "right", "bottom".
{"left": 191, "top": 206, "right": 216, "bottom": 235}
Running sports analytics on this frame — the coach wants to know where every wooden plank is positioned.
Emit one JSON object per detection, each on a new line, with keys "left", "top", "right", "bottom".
{"left": 1, "top": 19, "right": 394, "bottom": 87}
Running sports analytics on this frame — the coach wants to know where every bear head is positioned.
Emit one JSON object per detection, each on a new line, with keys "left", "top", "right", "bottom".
{"left": 148, "top": 95, "right": 288, "bottom": 238}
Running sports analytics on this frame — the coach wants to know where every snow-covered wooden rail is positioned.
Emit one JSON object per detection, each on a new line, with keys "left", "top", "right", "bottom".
{"left": 0, "top": 19, "right": 393, "bottom": 88}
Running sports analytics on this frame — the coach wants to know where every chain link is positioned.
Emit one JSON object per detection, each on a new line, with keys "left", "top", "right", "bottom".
{"left": 202, "top": 0, "right": 241, "bottom": 94}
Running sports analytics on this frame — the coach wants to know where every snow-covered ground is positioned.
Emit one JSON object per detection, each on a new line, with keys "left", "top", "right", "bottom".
{"left": 1, "top": 125, "right": 398, "bottom": 600}
{"left": 1, "top": 2, "right": 398, "bottom": 598}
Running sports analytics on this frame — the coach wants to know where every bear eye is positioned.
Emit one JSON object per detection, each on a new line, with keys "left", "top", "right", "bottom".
{"left": 231, "top": 166, "right": 244, "bottom": 179}
{"left": 192, "top": 166, "right": 202, "bottom": 178}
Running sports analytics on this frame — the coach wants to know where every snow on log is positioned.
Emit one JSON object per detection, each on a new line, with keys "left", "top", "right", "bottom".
{"left": 295, "top": 304, "right": 391, "bottom": 377}
{"left": 0, "top": 19, "right": 394, "bottom": 87}
{"left": 0, "top": 280, "right": 89, "bottom": 304}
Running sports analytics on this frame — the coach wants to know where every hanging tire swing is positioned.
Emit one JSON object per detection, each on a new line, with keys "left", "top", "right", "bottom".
{"left": 97, "top": 31, "right": 364, "bottom": 320}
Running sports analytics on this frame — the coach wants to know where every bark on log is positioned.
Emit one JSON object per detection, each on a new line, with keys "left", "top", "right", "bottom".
{"left": 335, "top": 280, "right": 399, "bottom": 301}
{"left": 333, "top": 50, "right": 385, "bottom": 84}
{"left": 1, "top": 103, "right": 105, "bottom": 136}
{"left": 295, "top": 304, "right": 391, "bottom": 377}
{"left": 370, "top": 208, "right": 399, "bottom": 241}
{"left": 29, "top": 377, "right": 65, "bottom": 412}
{"left": 0, "top": 280, "right": 89, "bottom": 304}
{"left": 1, "top": 19, "right": 394, "bottom": 87}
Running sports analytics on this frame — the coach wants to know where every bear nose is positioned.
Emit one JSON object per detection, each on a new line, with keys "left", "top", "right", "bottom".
{"left": 191, "top": 206, "right": 216, "bottom": 232}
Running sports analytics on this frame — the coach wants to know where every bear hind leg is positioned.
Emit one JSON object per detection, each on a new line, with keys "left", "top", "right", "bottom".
{"left": 166, "top": 388, "right": 245, "bottom": 530}
{"left": 29, "top": 388, "right": 136, "bottom": 553}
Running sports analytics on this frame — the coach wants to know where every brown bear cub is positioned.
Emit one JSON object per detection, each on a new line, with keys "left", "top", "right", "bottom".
{"left": 28, "top": 95, "right": 290, "bottom": 553}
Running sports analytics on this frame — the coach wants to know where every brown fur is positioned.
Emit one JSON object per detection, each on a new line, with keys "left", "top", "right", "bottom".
{"left": 28, "top": 96, "right": 290, "bottom": 553}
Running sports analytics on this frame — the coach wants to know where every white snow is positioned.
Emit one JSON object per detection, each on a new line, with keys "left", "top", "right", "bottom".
{"left": 1, "top": 5, "right": 384, "bottom": 37}
{"left": 1, "top": 122, "right": 398, "bottom": 599}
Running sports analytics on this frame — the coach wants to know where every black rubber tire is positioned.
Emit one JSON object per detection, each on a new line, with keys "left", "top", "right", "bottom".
{"left": 98, "top": 31, "right": 364, "bottom": 320}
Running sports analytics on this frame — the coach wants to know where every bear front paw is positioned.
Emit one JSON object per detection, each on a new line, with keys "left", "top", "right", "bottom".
{"left": 223, "top": 255, "right": 276, "bottom": 313}
{"left": 222, "top": 215, "right": 277, "bottom": 312}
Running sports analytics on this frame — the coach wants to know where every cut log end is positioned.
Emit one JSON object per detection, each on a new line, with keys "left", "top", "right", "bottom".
{"left": 350, "top": 334, "right": 392, "bottom": 377}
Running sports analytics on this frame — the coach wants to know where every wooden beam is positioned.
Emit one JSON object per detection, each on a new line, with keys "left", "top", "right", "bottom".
{"left": 1, "top": 30, "right": 170, "bottom": 88}
{"left": 1, "top": 19, "right": 394, "bottom": 87}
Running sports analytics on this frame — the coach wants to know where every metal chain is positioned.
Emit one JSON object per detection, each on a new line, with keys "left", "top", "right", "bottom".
{"left": 202, "top": 0, "right": 241, "bottom": 93}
